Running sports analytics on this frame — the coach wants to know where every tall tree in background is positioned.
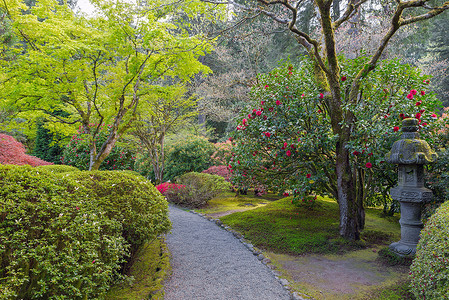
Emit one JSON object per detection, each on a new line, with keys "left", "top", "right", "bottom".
{"left": 0, "top": 0, "right": 215, "bottom": 170}
{"left": 189, "top": 0, "right": 449, "bottom": 240}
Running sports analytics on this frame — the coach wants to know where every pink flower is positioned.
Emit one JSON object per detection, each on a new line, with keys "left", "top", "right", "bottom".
{"left": 284, "top": 142, "right": 288, "bottom": 148}
{"left": 319, "top": 93, "right": 324, "bottom": 99}
{"left": 423, "top": 79, "right": 430, "bottom": 84}
{"left": 242, "top": 119, "right": 247, "bottom": 125}
{"left": 422, "top": 122, "right": 427, "bottom": 126}
{"left": 410, "top": 89, "right": 417, "bottom": 95}
{"left": 265, "top": 132, "right": 271, "bottom": 137}
{"left": 228, "top": 165, "right": 232, "bottom": 169}
{"left": 341, "top": 76, "right": 347, "bottom": 82}
{"left": 393, "top": 126, "right": 400, "bottom": 132}
{"left": 420, "top": 91, "right": 425, "bottom": 96}
{"left": 301, "top": 93, "right": 305, "bottom": 98}
{"left": 407, "top": 93, "right": 414, "bottom": 100}
{"left": 247, "top": 114, "right": 252, "bottom": 119}
{"left": 416, "top": 112, "right": 422, "bottom": 119}
{"left": 276, "top": 100, "right": 281, "bottom": 105}
{"left": 76, "top": 206, "right": 80, "bottom": 210}
{"left": 286, "top": 150, "right": 292, "bottom": 157}
{"left": 256, "top": 110, "right": 262, "bottom": 116}
{"left": 264, "top": 85, "right": 269, "bottom": 89}
{"left": 306, "top": 173, "right": 311, "bottom": 178}
{"left": 431, "top": 113, "right": 438, "bottom": 119}
{"left": 366, "top": 162, "right": 372, "bottom": 168}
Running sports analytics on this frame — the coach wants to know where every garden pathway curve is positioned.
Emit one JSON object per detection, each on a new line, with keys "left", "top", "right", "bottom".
{"left": 164, "top": 205, "right": 291, "bottom": 300}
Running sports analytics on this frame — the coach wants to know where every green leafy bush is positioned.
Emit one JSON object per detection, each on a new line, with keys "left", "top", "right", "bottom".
{"left": 36, "top": 164, "right": 80, "bottom": 173}
{"left": 0, "top": 165, "right": 126, "bottom": 299}
{"left": 424, "top": 149, "right": 449, "bottom": 221}
{"left": 409, "top": 201, "right": 449, "bottom": 299}
{"left": 63, "top": 171, "right": 171, "bottom": 257}
{"left": 170, "top": 172, "right": 231, "bottom": 207}
{"left": 0, "top": 165, "right": 171, "bottom": 299}
{"left": 163, "top": 135, "right": 215, "bottom": 180}
{"left": 61, "top": 124, "right": 136, "bottom": 171}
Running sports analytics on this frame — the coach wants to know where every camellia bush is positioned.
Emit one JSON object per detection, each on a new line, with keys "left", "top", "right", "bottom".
{"left": 61, "top": 124, "right": 136, "bottom": 171}
{"left": 409, "top": 200, "right": 449, "bottom": 299}
{"left": 229, "top": 56, "right": 442, "bottom": 212}
{"left": 0, "top": 133, "right": 53, "bottom": 166}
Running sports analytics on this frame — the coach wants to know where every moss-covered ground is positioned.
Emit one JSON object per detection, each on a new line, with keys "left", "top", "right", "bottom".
{"left": 203, "top": 194, "right": 412, "bottom": 299}
{"left": 106, "top": 237, "right": 170, "bottom": 300}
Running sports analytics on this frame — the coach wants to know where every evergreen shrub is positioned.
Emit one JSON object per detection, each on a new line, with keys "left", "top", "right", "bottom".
{"left": 409, "top": 201, "right": 449, "bottom": 299}
{"left": 36, "top": 164, "right": 80, "bottom": 173}
{"left": 170, "top": 172, "right": 231, "bottom": 207}
{"left": 164, "top": 135, "right": 215, "bottom": 180}
{"left": 63, "top": 171, "right": 171, "bottom": 257}
{"left": 0, "top": 165, "right": 171, "bottom": 299}
{"left": 0, "top": 165, "right": 125, "bottom": 299}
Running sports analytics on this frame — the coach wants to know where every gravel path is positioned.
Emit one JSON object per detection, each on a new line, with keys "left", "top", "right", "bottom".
{"left": 164, "top": 205, "right": 291, "bottom": 300}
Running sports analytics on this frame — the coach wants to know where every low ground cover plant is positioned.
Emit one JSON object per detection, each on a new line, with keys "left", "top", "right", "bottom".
{"left": 410, "top": 200, "right": 449, "bottom": 299}
{"left": 0, "top": 165, "right": 170, "bottom": 299}
{"left": 220, "top": 196, "right": 400, "bottom": 255}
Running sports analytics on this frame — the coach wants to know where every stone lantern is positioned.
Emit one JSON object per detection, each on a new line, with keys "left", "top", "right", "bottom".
{"left": 385, "top": 118, "right": 437, "bottom": 256}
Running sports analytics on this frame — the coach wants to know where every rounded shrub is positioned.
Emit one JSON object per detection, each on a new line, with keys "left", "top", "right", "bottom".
{"left": 35, "top": 164, "right": 80, "bottom": 173}
{"left": 0, "top": 165, "right": 126, "bottom": 299}
{"left": 164, "top": 135, "right": 215, "bottom": 180}
{"left": 61, "top": 125, "right": 136, "bottom": 171}
{"left": 170, "top": 172, "right": 231, "bottom": 207}
{"left": 409, "top": 200, "right": 449, "bottom": 299}
{"left": 63, "top": 171, "right": 171, "bottom": 257}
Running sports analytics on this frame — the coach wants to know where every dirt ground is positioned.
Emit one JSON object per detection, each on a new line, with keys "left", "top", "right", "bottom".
{"left": 266, "top": 248, "right": 409, "bottom": 299}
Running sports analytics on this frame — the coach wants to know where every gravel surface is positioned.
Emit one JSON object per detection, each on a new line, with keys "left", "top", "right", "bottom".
{"left": 164, "top": 205, "right": 291, "bottom": 300}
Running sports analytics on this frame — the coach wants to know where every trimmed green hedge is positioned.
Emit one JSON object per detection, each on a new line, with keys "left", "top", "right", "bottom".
{"left": 410, "top": 200, "right": 449, "bottom": 299}
{"left": 63, "top": 171, "right": 171, "bottom": 256}
{"left": 36, "top": 164, "right": 80, "bottom": 173}
{"left": 0, "top": 165, "right": 170, "bottom": 299}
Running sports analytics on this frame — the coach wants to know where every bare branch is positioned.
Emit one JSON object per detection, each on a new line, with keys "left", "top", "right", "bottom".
{"left": 333, "top": 0, "right": 369, "bottom": 29}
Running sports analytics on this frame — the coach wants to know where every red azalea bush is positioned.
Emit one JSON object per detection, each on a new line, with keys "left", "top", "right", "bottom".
{"left": 202, "top": 165, "right": 231, "bottom": 182}
{"left": 156, "top": 182, "right": 186, "bottom": 203}
{"left": 0, "top": 133, "right": 53, "bottom": 166}
{"left": 230, "top": 56, "right": 442, "bottom": 210}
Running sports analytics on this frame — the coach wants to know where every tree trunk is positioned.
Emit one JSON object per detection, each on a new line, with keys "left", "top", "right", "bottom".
{"left": 335, "top": 138, "right": 361, "bottom": 240}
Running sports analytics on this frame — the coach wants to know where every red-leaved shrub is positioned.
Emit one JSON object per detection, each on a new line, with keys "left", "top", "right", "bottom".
{"left": 0, "top": 134, "right": 53, "bottom": 167}
{"left": 202, "top": 165, "right": 231, "bottom": 182}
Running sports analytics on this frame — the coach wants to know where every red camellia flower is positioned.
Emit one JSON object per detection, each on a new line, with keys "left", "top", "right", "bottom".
{"left": 416, "top": 112, "right": 422, "bottom": 119}
{"left": 341, "top": 76, "right": 347, "bottom": 81}
{"left": 242, "top": 118, "right": 247, "bottom": 125}
{"left": 306, "top": 173, "right": 311, "bottom": 178}
{"left": 301, "top": 93, "right": 305, "bottom": 98}
{"left": 420, "top": 91, "right": 425, "bottom": 96}
{"left": 256, "top": 110, "right": 262, "bottom": 116}
{"left": 416, "top": 101, "right": 422, "bottom": 106}
{"left": 400, "top": 113, "right": 405, "bottom": 119}
{"left": 431, "top": 113, "right": 438, "bottom": 119}
{"left": 265, "top": 132, "right": 271, "bottom": 137}
{"left": 269, "top": 107, "right": 274, "bottom": 112}
{"left": 276, "top": 100, "right": 281, "bottom": 105}
{"left": 237, "top": 125, "right": 242, "bottom": 130}
{"left": 353, "top": 151, "right": 360, "bottom": 155}
{"left": 366, "top": 162, "right": 372, "bottom": 168}
{"left": 319, "top": 93, "right": 324, "bottom": 99}
{"left": 410, "top": 89, "right": 417, "bottom": 95}
{"left": 407, "top": 93, "right": 414, "bottom": 100}
{"left": 420, "top": 109, "right": 425, "bottom": 114}
{"left": 422, "top": 122, "right": 427, "bottom": 126}
{"left": 263, "top": 115, "right": 268, "bottom": 120}
{"left": 264, "top": 85, "right": 269, "bottom": 89}
{"left": 393, "top": 126, "right": 400, "bottom": 132}
{"left": 286, "top": 150, "right": 292, "bottom": 157}
{"left": 283, "top": 192, "right": 289, "bottom": 196}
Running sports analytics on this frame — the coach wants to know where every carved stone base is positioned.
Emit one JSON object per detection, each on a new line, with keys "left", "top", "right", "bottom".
{"left": 389, "top": 241, "right": 416, "bottom": 257}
